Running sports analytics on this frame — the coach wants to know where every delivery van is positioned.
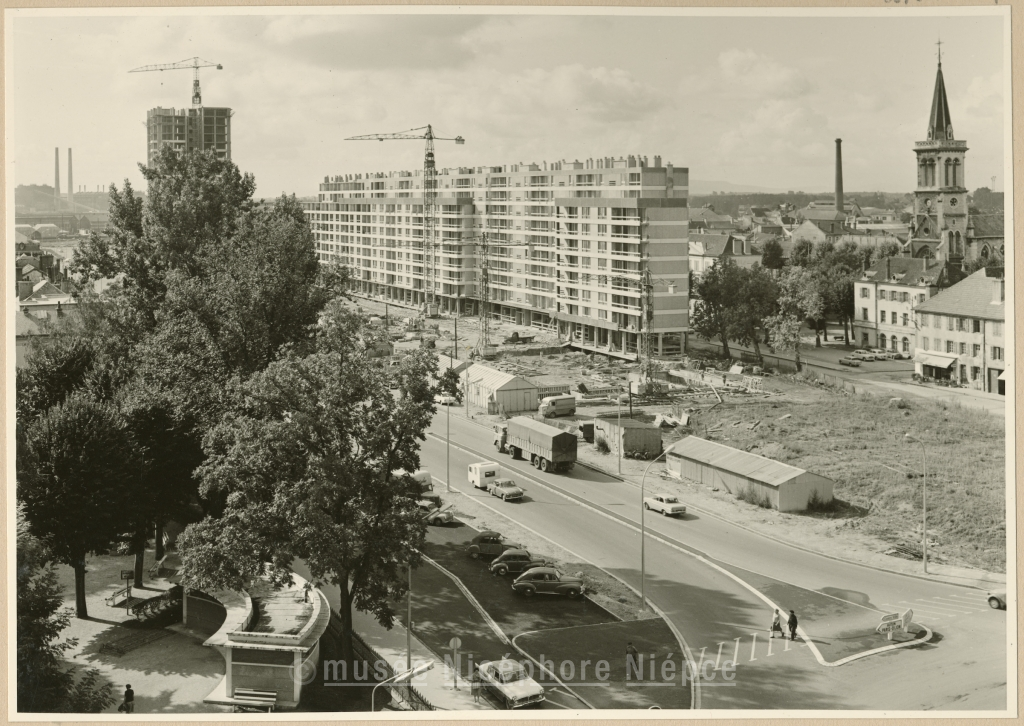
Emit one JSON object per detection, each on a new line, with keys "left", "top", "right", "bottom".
{"left": 539, "top": 395, "right": 576, "bottom": 418}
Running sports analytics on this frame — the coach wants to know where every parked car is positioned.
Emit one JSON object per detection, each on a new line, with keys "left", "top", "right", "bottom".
{"left": 467, "top": 531, "right": 521, "bottom": 560}
{"left": 643, "top": 494, "right": 687, "bottom": 517}
{"left": 417, "top": 500, "right": 453, "bottom": 526}
{"left": 839, "top": 357, "right": 861, "bottom": 367}
{"left": 434, "top": 394, "right": 458, "bottom": 406}
{"left": 477, "top": 659, "right": 545, "bottom": 709}
{"left": 867, "top": 348, "right": 886, "bottom": 357}
{"left": 512, "top": 567, "right": 585, "bottom": 598}
{"left": 489, "top": 549, "right": 549, "bottom": 576}
{"left": 988, "top": 591, "right": 1006, "bottom": 610}
{"left": 490, "top": 478, "right": 524, "bottom": 502}
{"left": 850, "top": 350, "right": 876, "bottom": 361}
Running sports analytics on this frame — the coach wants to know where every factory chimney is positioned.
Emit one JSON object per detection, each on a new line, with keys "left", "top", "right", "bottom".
{"left": 54, "top": 148, "right": 61, "bottom": 209}
{"left": 68, "top": 149, "right": 74, "bottom": 213}
{"left": 834, "top": 138, "right": 844, "bottom": 214}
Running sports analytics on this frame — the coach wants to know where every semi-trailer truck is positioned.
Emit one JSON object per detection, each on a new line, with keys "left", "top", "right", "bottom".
{"left": 493, "top": 417, "right": 577, "bottom": 473}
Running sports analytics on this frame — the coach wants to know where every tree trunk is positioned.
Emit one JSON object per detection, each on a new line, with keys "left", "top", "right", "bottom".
{"left": 719, "top": 321, "right": 731, "bottom": 359}
{"left": 843, "top": 317, "right": 851, "bottom": 345}
{"left": 750, "top": 332, "right": 763, "bottom": 366}
{"left": 814, "top": 321, "right": 822, "bottom": 348}
{"left": 338, "top": 575, "right": 355, "bottom": 676}
{"left": 74, "top": 556, "right": 88, "bottom": 619}
{"left": 794, "top": 343, "right": 803, "bottom": 373}
{"left": 155, "top": 520, "right": 164, "bottom": 560}
{"left": 133, "top": 526, "right": 147, "bottom": 585}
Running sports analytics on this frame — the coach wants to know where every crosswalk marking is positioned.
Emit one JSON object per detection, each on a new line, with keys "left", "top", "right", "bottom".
{"left": 879, "top": 593, "right": 993, "bottom": 621}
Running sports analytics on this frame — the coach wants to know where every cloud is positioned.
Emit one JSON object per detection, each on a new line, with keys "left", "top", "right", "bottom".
{"left": 717, "top": 49, "right": 813, "bottom": 99}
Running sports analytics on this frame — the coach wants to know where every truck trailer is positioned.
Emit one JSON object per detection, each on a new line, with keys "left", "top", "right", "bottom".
{"left": 494, "top": 417, "right": 577, "bottom": 473}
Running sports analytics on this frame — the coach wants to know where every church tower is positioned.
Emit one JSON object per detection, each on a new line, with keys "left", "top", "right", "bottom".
{"left": 910, "top": 47, "right": 969, "bottom": 263}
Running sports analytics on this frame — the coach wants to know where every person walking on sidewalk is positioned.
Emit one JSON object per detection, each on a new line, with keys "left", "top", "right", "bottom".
{"left": 471, "top": 670, "right": 482, "bottom": 704}
{"left": 770, "top": 609, "right": 783, "bottom": 639}
{"left": 626, "top": 641, "right": 640, "bottom": 677}
{"left": 787, "top": 610, "right": 799, "bottom": 641}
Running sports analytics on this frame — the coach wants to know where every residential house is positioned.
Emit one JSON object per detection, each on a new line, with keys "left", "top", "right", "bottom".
{"left": 688, "top": 205, "right": 734, "bottom": 232}
{"left": 852, "top": 257, "right": 963, "bottom": 354}
{"left": 913, "top": 268, "right": 1005, "bottom": 393}
{"left": 18, "top": 279, "right": 75, "bottom": 321}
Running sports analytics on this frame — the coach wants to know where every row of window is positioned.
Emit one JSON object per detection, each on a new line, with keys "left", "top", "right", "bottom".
{"left": 919, "top": 314, "right": 1001, "bottom": 336}
{"left": 920, "top": 338, "right": 1004, "bottom": 360}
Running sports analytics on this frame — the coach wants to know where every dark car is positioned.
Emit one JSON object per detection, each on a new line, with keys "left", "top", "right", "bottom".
{"left": 488, "top": 549, "right": 548, "bottom": 576}
{"left": 467, "top": 531, "right": 521, "bottom": 560}
{"left": 512, "top": 567, "right": 585, "bottom": 598}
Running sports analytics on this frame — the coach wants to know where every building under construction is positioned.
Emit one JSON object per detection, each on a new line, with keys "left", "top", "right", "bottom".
{"left": 302, "top": 155, "right": 690, "bottom": 359}
{"left": 146, "top": 106, "right": 232, "bottom": 166}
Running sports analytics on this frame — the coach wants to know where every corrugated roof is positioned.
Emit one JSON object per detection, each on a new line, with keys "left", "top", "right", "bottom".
{"left": 461, "top": 363, "right": 538, "bottom": 392}
{"left": 915, "top": 268, "right": 1004, "bottom": 321}
{"left": 669, "top": 436, "right": 817, "bottom": 487}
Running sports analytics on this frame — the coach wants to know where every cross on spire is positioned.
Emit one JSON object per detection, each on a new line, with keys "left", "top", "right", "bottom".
{"left": 936, "top": 38, "right": 943, "bottom": 67}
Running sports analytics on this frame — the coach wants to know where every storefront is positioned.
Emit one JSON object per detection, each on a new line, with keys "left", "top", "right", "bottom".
{"left": 914, "top": 352, "right": 957, "bottom": 381}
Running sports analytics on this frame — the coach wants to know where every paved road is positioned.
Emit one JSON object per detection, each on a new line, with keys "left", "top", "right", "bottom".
{"left": 421, "top": 412, "right": 1008, "bottom": 711}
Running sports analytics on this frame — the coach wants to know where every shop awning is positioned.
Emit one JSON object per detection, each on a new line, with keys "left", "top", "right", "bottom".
{"left": 915, "top": 353, "right": 957, "bottom": 369}
{"left": 998, "top": 370, "right": 1007, "bottom": 381}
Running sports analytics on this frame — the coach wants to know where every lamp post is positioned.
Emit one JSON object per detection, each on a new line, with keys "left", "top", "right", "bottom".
{"left": 617, "top": 395, "right": 622, "bottom": 475}
{"left": 904, "top": 433, "right": 928, "bottom": 573}
{"left": 639, "top": 440, "right": 684, "bottom": 613}
{"left": 371, "top": 661, "right": 434, "bottom": 712}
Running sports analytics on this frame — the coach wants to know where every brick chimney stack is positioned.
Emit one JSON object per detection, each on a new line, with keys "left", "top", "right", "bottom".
{"left": 67, "top": 149, "right": 74, "bottom": 213}
{"left": 54, "top": 148, "right": 60, "bottom": 209}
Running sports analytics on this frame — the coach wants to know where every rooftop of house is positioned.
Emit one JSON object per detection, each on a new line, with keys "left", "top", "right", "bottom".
{"left": 970, "top": 214, "right": 1005, "bottom": 238}
{"left": 689, "top": 206, "right": 732, "bottom": 224}
{"left": 689, "top": 233, "right": 732, "bottom": 257}
{"left": 862, "top": 257, "right": 945, "bottom": 286}
{"left": 915, "top": 268, "right": 1004, "bottom": 321}
{"left": 801, "top": 208, "right": 847, "bottom": 222}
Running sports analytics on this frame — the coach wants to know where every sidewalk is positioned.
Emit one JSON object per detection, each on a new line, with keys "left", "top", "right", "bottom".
{"left": 351, "top": 608, "right": 491, "bottom": 711}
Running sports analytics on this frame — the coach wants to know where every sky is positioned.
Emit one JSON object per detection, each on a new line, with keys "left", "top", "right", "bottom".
{"left": 8, "top": 8, "right": 1008, "bottom": 198}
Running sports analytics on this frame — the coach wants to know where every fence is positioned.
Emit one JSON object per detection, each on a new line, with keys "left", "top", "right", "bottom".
{"left": 686, "top": 338, "right": 799, "bottom": 373}
{"left": 328, "top": 614, "right": 436, "bottom": 712}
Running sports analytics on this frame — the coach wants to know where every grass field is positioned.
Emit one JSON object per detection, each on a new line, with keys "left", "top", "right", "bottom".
{"left": 688, "top": 390, "right": 1006, "bottom": 571}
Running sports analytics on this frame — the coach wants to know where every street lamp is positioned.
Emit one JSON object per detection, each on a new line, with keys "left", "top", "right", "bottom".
{"left": 904, "top": 433, "right": 928, "bottom": 573}
{"left": 371, "top": 660, "right": 434, "bottom": 711}
{"left": 639, "top": 439, "right": 685, "bottom": 612}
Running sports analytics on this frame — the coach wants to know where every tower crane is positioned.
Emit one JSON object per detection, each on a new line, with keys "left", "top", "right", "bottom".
{"left": 346, "top": 125, "right": 465, "bottom": 316}
{"left": 129, "top": 57, "right": 223, "bottom": 108}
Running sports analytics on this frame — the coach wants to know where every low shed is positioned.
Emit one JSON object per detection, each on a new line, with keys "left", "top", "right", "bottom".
{"left": 666, "top": 436, "right": 833, "bottom": 512}
{"left": 460, "top": 364, "right": 539, "bottom": 414}
{"left": 594, "top": 418, "right": 663, "bottom": 457}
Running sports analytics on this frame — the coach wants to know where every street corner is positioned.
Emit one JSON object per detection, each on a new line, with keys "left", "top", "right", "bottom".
{"left": 817, "top": 621, "right": 933, "bottom": 667}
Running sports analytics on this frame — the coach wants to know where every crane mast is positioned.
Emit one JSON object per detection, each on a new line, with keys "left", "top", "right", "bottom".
{"left": 346, "top": 125, "right": 464, "bottom": 317}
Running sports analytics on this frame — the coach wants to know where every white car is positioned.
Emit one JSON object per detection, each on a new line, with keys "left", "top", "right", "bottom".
{"left": 434, "top": 394, "right": 458, "bottom": 405}
{"left": 850, "top": 349, "right": 876, "bottom": 361}
{"left": 477, "top": 659, "right": 545, "bottom": 709}
{"left": 643, "top": 494, "right": 687, "bottom": 517}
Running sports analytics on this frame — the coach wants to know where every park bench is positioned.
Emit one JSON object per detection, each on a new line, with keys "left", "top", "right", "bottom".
{"left": 232, "top": 688, "right": 277, "bottom": 713}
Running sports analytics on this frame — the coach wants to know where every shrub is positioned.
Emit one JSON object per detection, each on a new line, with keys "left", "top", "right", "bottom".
{"left": 595, "top": 436, "right": 610, "bottom": 454}
{"left": 806, "top": 489, "right": 839, "bottom": 513}
{"left": 736, "top": 486, "right": 773, "bottom": 509}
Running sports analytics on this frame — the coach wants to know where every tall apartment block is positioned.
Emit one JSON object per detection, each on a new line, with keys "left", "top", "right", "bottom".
{"left": 303, "top": 155, "right": 689, "bottom": 359}
{"left": 146, "top": 106, "right": 232, "bottom": 166}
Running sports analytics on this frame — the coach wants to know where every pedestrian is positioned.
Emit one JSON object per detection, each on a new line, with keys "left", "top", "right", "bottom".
{"left": 788, "top": 610, "right": 799, "bottom": 641}
{"left": 770, "top": 609, "right": 783, "bottom": 639}
{"left": 626, "top": 641, "right": 640, "bottom": 677}
{"left": 471, "top": 670, "right": 481, "bottom": 703}
{"left": 122, "top": 684, "right": 135, "bottom": 714}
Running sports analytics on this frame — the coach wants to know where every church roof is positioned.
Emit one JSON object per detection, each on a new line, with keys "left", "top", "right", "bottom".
{"left": 927, "top": 61, "right": 954, "bottom": 141}
{"left": 970, "top": 214, "right": 1004, "bottom": 239}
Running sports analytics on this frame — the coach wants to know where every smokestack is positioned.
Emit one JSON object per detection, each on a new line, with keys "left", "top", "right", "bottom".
{"left": 67, "top": 149, "right": 74, "bottom": 213}
{"left": 835, "top": 138, "right": 844, "bottom": 214}
{"left": 54, "top": 148, "right": 60, "bottom": 209}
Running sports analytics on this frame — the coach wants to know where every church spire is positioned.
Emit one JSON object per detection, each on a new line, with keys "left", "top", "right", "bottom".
{"left": 927, "top": 45, "right": 954, "bottom": 141}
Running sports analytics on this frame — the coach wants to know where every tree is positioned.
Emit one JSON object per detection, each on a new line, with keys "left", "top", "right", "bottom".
{"left": 791, "top": 239, "right": 814, "bottom": 267}
{"left": 729, "top": 266, "right": 779, "bottom": 365}
{"left": 876, "top": 239, "right": 902, "bottom": 261}
{"left": 16, "top": 334, "right": 95, "bottom": 426}
{"left": 760, "top": 239, "right": 785, "bottom": 270}
{"left": 178, "top": 304, "right": 441, "bottom": 669}
{"left": 18, "top": 395, "right": 140, "bottom": 618}
{"left": 765, "top": 267, "right": 822, "bottom": 372}
{"left": 690, "top": 259, "right": 744, "bottom": 358}
{"left": 17, "top": 504, "right": 114, "bottom": 712}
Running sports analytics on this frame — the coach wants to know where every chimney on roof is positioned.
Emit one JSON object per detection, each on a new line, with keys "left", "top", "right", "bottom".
{"left": 835, "top": 138, "right": 844, "bottom": 214}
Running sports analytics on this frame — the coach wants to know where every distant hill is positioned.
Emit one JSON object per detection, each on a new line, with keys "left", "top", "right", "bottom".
{"left": 688, "top": 179, "right": 785, "bottom": 195}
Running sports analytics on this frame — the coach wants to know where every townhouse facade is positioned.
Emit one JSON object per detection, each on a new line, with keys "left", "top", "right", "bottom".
{"left": 852, "top": 257, "right": 962, "bottom": 355}
{"left": 303, "top": 155, "right": 690, "bottom": 359}
{"left": 913, "top": 268, "right": 1006, "bottom": 394}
